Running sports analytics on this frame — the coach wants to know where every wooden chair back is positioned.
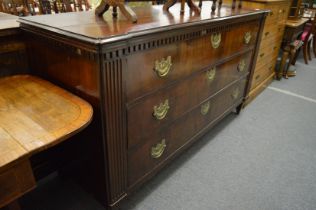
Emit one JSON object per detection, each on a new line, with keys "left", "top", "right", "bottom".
{"left": 0, "top": 0, "right": 29, "bottom": 15}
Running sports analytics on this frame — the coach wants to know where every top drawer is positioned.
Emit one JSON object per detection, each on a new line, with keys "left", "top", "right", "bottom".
{"left": 126, "top": 21, "right": 259, "bottom": 102}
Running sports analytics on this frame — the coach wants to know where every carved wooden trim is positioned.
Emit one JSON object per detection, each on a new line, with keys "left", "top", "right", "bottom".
{"left": 101, "top": 18, "right": 260, "bottom": 60}
{"left": 100, "top": 58, "right": 127, "bottom": 205}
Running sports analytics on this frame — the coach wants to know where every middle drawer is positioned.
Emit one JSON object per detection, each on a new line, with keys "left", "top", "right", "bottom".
{"left": 127, "top": 51, "right": 252, "bottom": 148}
{"left": 128, "top": 78, "right": 247, "bottom": 186}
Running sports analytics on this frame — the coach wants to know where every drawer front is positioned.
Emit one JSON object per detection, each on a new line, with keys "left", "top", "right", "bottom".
{"left": 251, "top": 57, "right": 276, "bottom": 89}
{"left": 128, "top": 79, "right": 247, "bottom": 185}
{"left": 127, "top": 52, "right": 252, "bottom": 148}
{"left": 265, "top": 4, "right": 280, "bottom": 25}
{"left": 256, "top": 43, "right": 273, "bottom": 64}
{"left": 277, "top": 3, "right": 290, "bottom": 23}
{"left": 126, "top": 21, "right": 259, "bottom": 101}
{"left": 262, "top": 22, "right": 280, "bottom": 41}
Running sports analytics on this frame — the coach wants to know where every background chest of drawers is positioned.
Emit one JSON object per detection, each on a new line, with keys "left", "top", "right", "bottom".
{"left": 231, "top": 0, "right": 291, "bottom": 104}
{"left": 19, "top": 3, "right": 267, "bottom": 208}
{"left": 0, "top": 12, "right": 28, "bottom": 77}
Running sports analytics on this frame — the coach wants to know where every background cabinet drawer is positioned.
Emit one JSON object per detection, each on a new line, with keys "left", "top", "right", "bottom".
{"left": 265, "top": 4, "right": 280, "bottom": 24}
{"left": 127, "top": 52, "right": 252, "bottom": 148}
{"left": 126, "top": 21, "right": 259, "bottom": 101}
{"left": 251, "top": 60, "right": 276, "bottom": 89}
{"left": 128, "top": 79, "right": 247, "bottom": 185}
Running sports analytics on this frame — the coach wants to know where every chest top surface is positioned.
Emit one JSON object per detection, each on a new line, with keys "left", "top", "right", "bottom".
{"left": 19, "top": 2, "right": 268, "bottom": 44}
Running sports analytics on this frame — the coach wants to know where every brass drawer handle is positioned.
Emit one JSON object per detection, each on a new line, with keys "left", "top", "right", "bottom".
{"left": 201, "top": 101, "right": 210, "bottom": 115}
{"left": 231, "top": 88, "right": 240, "bottom": 99}
{"left": 279, "top": 9, "right": 284, "bottom": 14}
{"left": 206, "top": 67, "right": 216, "bottom": 82}
{"left": 237, "top": 59, "right": 246, "bottom": 72}
{"left": 244, "top": 32, "right": 252, "bottom": 44}
{"left": 151, "top": 139, "right": 166, "bottom": 159}
{"left": 265, "top": 32, "right": 270, "bottom": 37}
{"left": 273, "top": 46, "right": 277, "bottom": 50}
{"left": 211, "top": 32, "right": 221, "bottom": 49}
{"left": 270, "top": 11, "right": 274, "bottom": 16}
{"left": 154, "top": 56, "right": 172, "bottom": 77}
{"left": 260, "top": 53, "right": 265, "bottom": 58}
{"left": 153, "top": 99, "right": 169, "bottom": 120}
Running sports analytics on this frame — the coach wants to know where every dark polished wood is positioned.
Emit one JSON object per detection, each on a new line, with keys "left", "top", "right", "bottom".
{"left": 127, "top": 52, "right": 253, "bottom": 148}
{"left": 19, "top": 3, "right": 268, "bottom": 209}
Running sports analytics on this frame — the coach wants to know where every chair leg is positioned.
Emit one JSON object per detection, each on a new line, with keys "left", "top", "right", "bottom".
{"left": 313, "top": 37, "right": 316, "bottom": 58}
{"left": 308, "top": 40, "right": 312, "bottom": 61}
{"left": 291, "top": 47, "right": 300, "bottom": 65}
{"left": 303, "top": 43, "right": 309, "bottom": 64}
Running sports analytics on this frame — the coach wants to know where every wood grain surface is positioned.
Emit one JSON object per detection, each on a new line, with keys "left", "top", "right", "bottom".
{"left": 0, "top": 75, "right": 93, "bottom": 170}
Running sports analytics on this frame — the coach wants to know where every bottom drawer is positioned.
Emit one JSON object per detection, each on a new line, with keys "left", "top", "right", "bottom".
{"left": 128, "top": 79, "right": 247, "bottom": 186}
{"left": 251, "top": 56, "right": 277, "bottom": 90}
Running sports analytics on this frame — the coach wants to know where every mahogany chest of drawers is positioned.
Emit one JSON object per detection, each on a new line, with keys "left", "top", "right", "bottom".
{"left": 19, "top": 3, "right": 267, "bottom": 208}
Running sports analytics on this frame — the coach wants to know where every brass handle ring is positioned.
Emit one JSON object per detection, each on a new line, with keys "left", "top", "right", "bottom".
{"left": 231, "top": 88, "right": 240, "bottom": 99}
{"left": 237, "top": 59, "right": 246, "bottom": 72}
{"left": 211, "top": 32, "right": 221, "bottom": 49}
{"left": 153, "top": 99, "right": 170, "bottom": 120}
{"left": 151, "top": 139, "right": 166, "bottom": 159}
{"left": 201, "top": 101, "right": 210, "bottom": 115}
{"left": 206, "top": 67, "right": 216, "bottom": 82}
{"left": 244, "top": 32, "right": 252, "bottom": 44}
{"left": 154, "top": 56, "right": 172, "bottom": 77}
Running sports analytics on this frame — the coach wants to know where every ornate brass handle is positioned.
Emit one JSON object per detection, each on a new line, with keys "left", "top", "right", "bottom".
{"left": 244, "top": 32, "right": 252, "bottom": 44}
{"left": 265, "top": 32, "right": 270, "bottom": 37}
{"left": 270, "top": 11, "right": 274, "bottom": 16}
{"left": 279, "top": 9, "right": 284, "bottom": 14}
{"left": 211, "top": 32, "right": 221, "bottom": 49}
{"left": 154, "top": 56, "right": 172, "bottom": 77}
{"left": 237, "top": 59, "right": 246, "bottom": 72}
{"left": 231, "top": 88, "right": 240, "bottom": 100}
{"left": 201, "top": 101, "right": 210, "bottom": 115}
{"left": 206, "top": 67, "right": 216, "bottom": 82}
{"left": 153, "top": 99, "right": 169, "bottom": 120}
{"left": 151, "top": 139, "right": 166, "bottom": 159}
{"left": 260, "top": 53, "right": 265, "bottom": 58}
